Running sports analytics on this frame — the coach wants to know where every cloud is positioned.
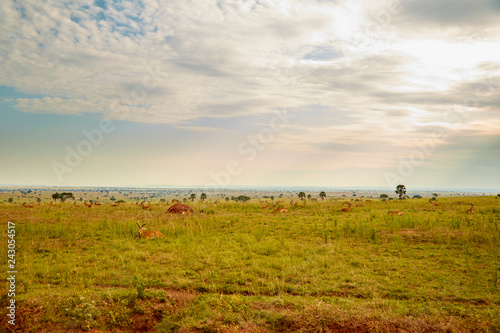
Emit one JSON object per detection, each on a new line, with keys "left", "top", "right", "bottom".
{"left": 0, "top": 0, "right": 499, "bottom": 146}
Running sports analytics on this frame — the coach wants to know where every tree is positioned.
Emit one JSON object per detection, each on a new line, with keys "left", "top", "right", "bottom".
{"left": 52, "top": 192, "right": 74, "bottom": 202}
{"left": 37, "top": 198, "right": 41, "bottom": 204}
{"left": 380, "top": 194, "right": 389, "bottom": 199}
{"left": 319, "top": 191, "right": 326, "bottom": 201}
{"left": 307, "top": 194, "right": 312, "bottom": 200}
{"left": 234, "top": 195, "right": 251, "bottom": 203}
{"left": 190, "top": 193, "right": 196, "bottom": 202}
{"left": 8, "top": 198, "right": 13, "bottom": 203}
{"left": 298, "top": 192, "right": 306, "bottom": 200}
{"left": 225, "top": 197, "right": 230, "bottom": 202}
{"left": 200, "top": 193, "right": 207, "bottom": 202}
{"left": 270, "top": 195, "right": 275, "bottom": 202}
{"left": 395, "top": 184, "right": 406, "bottom": 199}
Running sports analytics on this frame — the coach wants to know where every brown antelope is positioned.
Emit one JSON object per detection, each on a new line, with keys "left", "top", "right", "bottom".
{"left": 111, "top": 202, "right": 120, "bottom": 207}
{"left": 171, "top": 199, "right": 180, "bottom": 203}
{"left": 140, "top": 201, "right": 152, "bottom": 210}
{"left": 73, "top": 202, "right": 80, "bottom": 207}
{"left": 466, "top": 203, "right": 475, "bottom": 214}
{"left": 429, "top": 199, "right": 439, "bottom": 207}
{"left": 387, "top": 210, "right": 404, "bottom": 216}
{"left": 273, "top": 201, "right": 288, "bottom": 213}
{"left": 214, "top": 200, "right": 219, "bottom": 206}
{"left": 341, "top": 203, "right": 352, "bottom": 212}
{"left": 93, "top": 202, "right": 101, "bottom": 206}
{"left": 22, "top": 202, "right": 34, "bottom": 208}
{"left": 136, "top": 222, "right": 164, "bottom": 239}
{"left": 84, "top": 201, "right": 93, "bottom": 208}
{"left": 260, "top": 201, "right": 270, "bottom": 209}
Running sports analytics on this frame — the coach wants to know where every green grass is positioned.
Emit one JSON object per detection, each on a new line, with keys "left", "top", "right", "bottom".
{"left": 1, "top": 195, "right": 499, "bottom": 332}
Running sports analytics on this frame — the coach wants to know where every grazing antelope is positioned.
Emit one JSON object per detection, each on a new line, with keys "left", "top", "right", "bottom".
{"left": 387, "top": 210, "right": 404, "bottom": 216}
{"left": 466, "top": 203, "right": 475, "bottom": 214}
{"left": 140, "top": 201, "right": 152, "bottom": 210}
{"left": 84, "top": 201, "right": 93, "bottom": 208}
{"left": 341, "top": 203, "right": 352, "bottom": 212}
{"left": 22, "top": 202, "right": 34, "bottom": 208}
{"left": 260, "top": 201, "right": 270, "bottom": 209}
{"left": 429, "top": 199, "right": 439, "bottom": 207}
{"left": 136, "top": 221, "right": 164, "bottom": 239}
{"left": 273, "top": 201, "right": 288, "bottom": 213}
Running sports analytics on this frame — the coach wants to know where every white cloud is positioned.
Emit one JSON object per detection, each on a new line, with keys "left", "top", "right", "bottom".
{"left": 1, "top": 0, "right": 499, "bottom": 156}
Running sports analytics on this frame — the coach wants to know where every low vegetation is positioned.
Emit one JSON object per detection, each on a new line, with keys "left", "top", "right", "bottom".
{"left": 1, "top": 193, "right": 499, "bottom": 332}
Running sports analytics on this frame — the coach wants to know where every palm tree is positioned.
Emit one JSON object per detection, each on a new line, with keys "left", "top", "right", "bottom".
{"left": 319, "top": 191, "right": 326, "bottom": 201}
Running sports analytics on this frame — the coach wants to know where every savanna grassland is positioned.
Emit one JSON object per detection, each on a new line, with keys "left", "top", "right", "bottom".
{"left": 1, "top": 191, "right": 499, "bottom": 332}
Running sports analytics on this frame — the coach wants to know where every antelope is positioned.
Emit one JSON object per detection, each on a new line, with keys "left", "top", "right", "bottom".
{"left": 214, "top": 200, "right": 219, "bottom": 206}
{"left": 111, "top": 202, "right": 120, "bottom": 207}
{"left": 22, "top": 202, "right": 34, "bottom": 208}
{"left": 466, "top": 203, "right": 475, "bottom": 214}
{"left": 171, "top": 199, "right": 180, "bottom": 203}
{"left": 73, "top": 202, "right": 80, "bottom": 207}
{"left": 136, "top": 222, "right": 164, "bottom": 239}
{"left": 341, "top": 203, "right": 352, "bottom": 212}
{"left": 93, "top": 202, "right": 101, "bottom": 206}
{"left": 429, "top": 199, "right": 439, "bottom": 207}
{"left": 387, "top": 210, "right": 404, "bottom": 216}
{"left": 140, "top": 201, "right": 152, "bottom": 210}
{"left": 84, "top": 201, "right": 93, "bottom": 208}
{"left": 260, "top": 201, "right": 270, "bottom": 209}
{"left": 273, "top": 201, "right": 288, "bottom": 213}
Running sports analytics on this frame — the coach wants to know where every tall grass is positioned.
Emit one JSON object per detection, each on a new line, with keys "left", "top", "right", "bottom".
{"left": 0, "top": 195, "right": 499, "bottom": 331}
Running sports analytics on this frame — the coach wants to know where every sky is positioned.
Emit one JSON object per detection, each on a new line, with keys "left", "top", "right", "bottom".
{"left": 0, "top": 0, "right": 499, "bottom": 190}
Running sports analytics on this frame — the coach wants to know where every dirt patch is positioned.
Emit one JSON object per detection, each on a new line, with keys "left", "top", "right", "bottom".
{"left": 166, "top": 203, "right": 194, "bottom": 215}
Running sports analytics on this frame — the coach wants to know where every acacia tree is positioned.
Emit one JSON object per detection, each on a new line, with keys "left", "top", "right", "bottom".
{"left": 190, "top": 193, "right": 196, "bottom": 202}
{"left": 298, "top": 192, "right": 306, "bottom": 201}
{"left": 52, "top": 192, "right": 74, "bottom": 202}
{"left": 200, "top": 193, "right": 207, "bottom": 202}
{"left": 319, "top": 191, "right": 326, "bottom": 201}
{"left": 395, "top": 185, "right": 406, "bottom": 199}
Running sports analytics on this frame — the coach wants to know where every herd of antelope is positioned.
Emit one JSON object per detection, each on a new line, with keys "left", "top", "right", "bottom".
{"left": 16, "top": 197, "right": 481, "bottom": 241}
{"left": 19, "top": 197, "right": 478, "bottom": 216}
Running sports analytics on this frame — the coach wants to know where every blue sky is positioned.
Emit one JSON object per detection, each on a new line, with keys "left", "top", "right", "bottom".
{"left": 0, "top": 0, "right": 499, "bottom": 189}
